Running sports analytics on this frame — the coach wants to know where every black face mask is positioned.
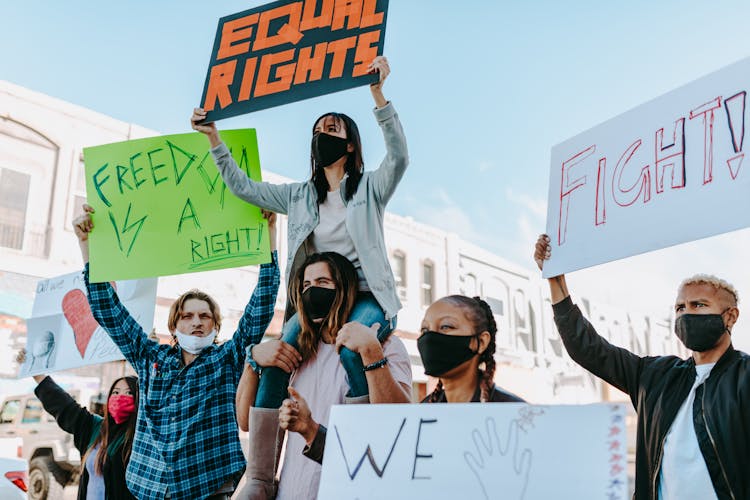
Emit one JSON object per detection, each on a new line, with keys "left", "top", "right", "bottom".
{"left": 311, "top": 132, "right": 348, "bottom": 168}
{"left": 417, "top": 330, "right": 479, "bottom": 377}
{"left": 674, "top": 310, "right": 729, "bottom": 352}
{"left": 301, "top": 286, "right": 336, "bottom": 320}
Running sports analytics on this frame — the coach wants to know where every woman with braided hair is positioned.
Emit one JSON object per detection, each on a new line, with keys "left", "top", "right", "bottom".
{"left": 418, "top": 295, "right": 524, "bottom": 403}
{"left": 279, "top": 295, "right": 524, "bottom": 467}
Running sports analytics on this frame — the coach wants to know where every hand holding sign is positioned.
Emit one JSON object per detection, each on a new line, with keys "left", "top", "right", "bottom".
{"left": 73, "top": 203, "right": 95, "bottom": 263}
{"left": 534, "top": 234, "right": 570, "bottom": 304}
{"left": 368, "top": 55, "right": 389, "bottom": 107}
{"left": 190, "top": 108, "right": 219, "bottom": 140}
{"left": 533, "top": 234, "right": 551, "bottom": 273}
{"left": 464, "top": 418, "right": 532, "bottom": 500}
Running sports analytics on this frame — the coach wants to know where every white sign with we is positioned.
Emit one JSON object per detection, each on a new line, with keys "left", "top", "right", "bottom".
{"left": 318, "top": 403, "right": 627, "bottom": 499}
{"left": 544, "top": 57, "right": 750, "bottom": 277}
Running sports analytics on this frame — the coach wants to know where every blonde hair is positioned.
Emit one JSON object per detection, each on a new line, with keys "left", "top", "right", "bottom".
{"left": 678, "top": 274, "right": 739, "bottom": 306}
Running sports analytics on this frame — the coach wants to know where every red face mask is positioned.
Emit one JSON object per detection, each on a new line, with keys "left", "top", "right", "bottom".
{"left": 108, "top": 394, "right": 135, "bottom": 424}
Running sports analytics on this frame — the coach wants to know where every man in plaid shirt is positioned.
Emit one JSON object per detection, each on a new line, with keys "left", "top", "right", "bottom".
{"left": 73, "top": 206, "right": 280, "bottom": 500}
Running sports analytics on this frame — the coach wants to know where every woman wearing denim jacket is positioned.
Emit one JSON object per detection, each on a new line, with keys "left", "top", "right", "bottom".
{"left": 191, "top": 55, "right": 408, "bottom": 497}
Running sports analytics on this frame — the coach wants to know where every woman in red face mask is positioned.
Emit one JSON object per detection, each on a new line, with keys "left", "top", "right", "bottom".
{"left": 17, "top": 349, "right": 139, "bottom": 500}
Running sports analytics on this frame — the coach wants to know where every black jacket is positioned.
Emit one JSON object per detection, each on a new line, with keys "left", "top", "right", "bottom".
{"left": 34, "top": 376, "right": 136, "bottom": 500}
{"left": 553, "top": 296, "right": 749, "bottom": 500}
{"left": 420, "top": 383, "right": 525, "bottom": 404}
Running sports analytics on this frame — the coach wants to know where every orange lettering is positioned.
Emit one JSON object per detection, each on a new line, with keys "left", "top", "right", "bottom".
{"left": 254, "top": 3, "right": 303, "bottom": 51}
{"left": 294, "top": 42, "right": 328, "bottom": 84}
{"left": 326, "top": 36, "right": 357, "bottom": 78}
{"left": 331, "top": 0, "right": 362, "bottom": 30}
{"left": 238, "top": 57, "right": 258, "bottom": 101}
{"left": 217, "top": 14, "right": 259, "bottom": 60}
{"left": 255, "top": 50, "right": 297, "bottom": 97}
{"left": 359, "top": 0, "right": 383, "bottom": 28}
{"left": 300, "top": 0, "right": 334, "bottom": 30}
{"left": 352, "top": 30, "right": 380, "bottom": 76}
{"left": 203, "top": 60, "right": 237, "bottom": 111}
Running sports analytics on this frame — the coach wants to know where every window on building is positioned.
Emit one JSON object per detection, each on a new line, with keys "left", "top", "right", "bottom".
{"left": 513, "top": 290, "right": 537, "bottom": 352}
{"left": 68, "top": 157, "right": 87, "bottom": 230}
{"left": 421, "top": 261, "right": 434, "bottom": 307}
{"left": 484, "top": 278, "right": 511, "bottom": 349}
{"left": 462, "top": 273, "right": 478, "bottom": 297}
{"left": 391, "top": 251, "right": 407, "bottom": 301}
{"left": 0, "top": 168, "right": 31, "bottom": 250}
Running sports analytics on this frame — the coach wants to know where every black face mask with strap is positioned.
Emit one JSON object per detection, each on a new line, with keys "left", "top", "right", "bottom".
{"left": 301, "top": 286, "right": 336, "bottom": 320}
{"left": 674, "top": 309, "right": 730, "bottom": 352}
{"left": 311, "top": 132, "right": 348, "bottom": 168}
{"left": 417, "top": 330, "right": 479, "bottom": 376}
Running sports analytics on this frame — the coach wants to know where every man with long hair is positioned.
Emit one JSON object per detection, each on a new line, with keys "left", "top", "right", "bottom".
{"left": 235, "top": 251, "right": 411, "bottom": 499}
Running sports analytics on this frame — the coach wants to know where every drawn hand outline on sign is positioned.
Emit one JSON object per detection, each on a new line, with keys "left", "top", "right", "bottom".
{"left": 464, "top": 417, "right": 532, "bottom": 500}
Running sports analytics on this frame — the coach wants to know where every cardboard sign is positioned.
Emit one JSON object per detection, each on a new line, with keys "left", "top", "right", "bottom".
{"left": 543, "top": 57, "right": 750, "bottom": 277}
{"left": 83, "top": 130, "right": 270, "bottom": 281}
{"left": 19, "top": 271, "right": 157, "bottom": 377}
{"left": 200, "top": 0, "right": 389, "bottom": 121}
{"left": 318, "top": 403, "right": 628, "bottom": 499}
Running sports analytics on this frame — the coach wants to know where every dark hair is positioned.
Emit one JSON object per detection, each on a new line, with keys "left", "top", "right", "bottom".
{"left": 427, "top": 295, "right": 497, "bottom": 403}
{"left": 83, "top": 375, "right": 139, "bottom": 475}
{"left": 310, "top": 112, "right": 364, "bottom": 203}
{"left": 291, "top": 252, "right": 359, "bottom": 361}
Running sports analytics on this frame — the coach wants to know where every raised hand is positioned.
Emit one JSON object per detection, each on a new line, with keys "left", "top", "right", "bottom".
{"left": 262, "top": 210, "right": 277, "bottom": 252}
{"left": 368, "top": 56, "right": 390, "bottom": 108}
{"left": 533, "top": 234, "right": 551, "bottom": 271}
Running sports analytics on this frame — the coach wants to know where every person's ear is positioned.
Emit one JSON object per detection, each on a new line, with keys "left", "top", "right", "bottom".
{"left": 725, "top": 306, "right": 740, "bottom": 332}
{"left": 476, "top": 331, "right": 491, "bottom": 354}
{"left": 347, "top": 142, "right": 355, "bottom": 153}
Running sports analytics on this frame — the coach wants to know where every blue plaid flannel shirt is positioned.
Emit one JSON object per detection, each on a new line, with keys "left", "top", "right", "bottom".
{"left": 84, "top": 252, "right": 279, "bottom": 500}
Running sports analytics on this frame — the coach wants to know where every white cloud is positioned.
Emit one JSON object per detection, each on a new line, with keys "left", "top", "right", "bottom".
{"left": 505, "top": 188, "right": 548, "bottom": 218}
{"left": 409, "top": 189, "right": 487, "bottom": 247}
{"left": 478, "top": 160, "right": 493, "bottom": 173}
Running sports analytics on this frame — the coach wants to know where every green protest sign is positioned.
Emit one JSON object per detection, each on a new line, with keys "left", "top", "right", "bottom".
{"left": 83, "top": 130, "right": 269, "bottom": 282}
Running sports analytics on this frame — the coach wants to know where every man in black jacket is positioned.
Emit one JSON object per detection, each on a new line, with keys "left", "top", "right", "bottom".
{"left": 535, "top": 234, "right": 748, "bottom": 500}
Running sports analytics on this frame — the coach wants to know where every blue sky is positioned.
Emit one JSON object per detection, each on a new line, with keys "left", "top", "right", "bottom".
{"left": 4, "top": 1, "right": 750, "bottom": 345}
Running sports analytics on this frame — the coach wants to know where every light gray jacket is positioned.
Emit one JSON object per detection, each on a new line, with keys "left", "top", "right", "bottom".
{"left": 210, "top": 102, "right": 409, "bottom": 319}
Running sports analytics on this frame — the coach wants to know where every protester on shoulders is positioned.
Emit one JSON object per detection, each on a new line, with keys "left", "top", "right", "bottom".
{"left": 192, "top": 55, "right": 408, "bottom": 411}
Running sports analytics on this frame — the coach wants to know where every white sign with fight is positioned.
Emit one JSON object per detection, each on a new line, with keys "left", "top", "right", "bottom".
{"left": 318, "top": 403, "right": 628, "bottom": 500}
{"left": 19, "top": 271, "right": 157, "bottom": 377}
{"left": 544, "top": 56, "right": 750, "bottom": 277}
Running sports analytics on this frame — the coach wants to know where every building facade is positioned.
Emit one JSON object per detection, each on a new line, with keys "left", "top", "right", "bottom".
{"left": 0, "top": 81, "right": 687, "bottom": 405}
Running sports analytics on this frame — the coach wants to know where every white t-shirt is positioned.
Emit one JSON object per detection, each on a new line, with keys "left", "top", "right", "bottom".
{"left": 276, "top": 336, "right": 412, "bottom": 500}
{"left": 308, "top": 189, "right": 368, "bottom": 290}
{"left": 658, "top": 362, "right": 718, "bottom": 500}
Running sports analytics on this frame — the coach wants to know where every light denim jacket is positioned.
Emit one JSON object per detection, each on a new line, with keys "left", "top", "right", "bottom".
{"left": 210, "top": 102, "right": 409, "bottom": 319}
